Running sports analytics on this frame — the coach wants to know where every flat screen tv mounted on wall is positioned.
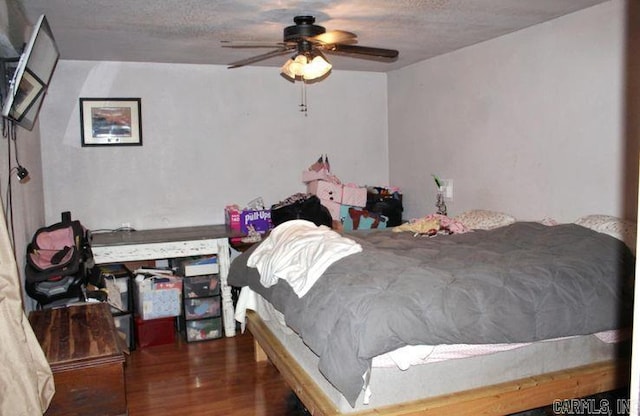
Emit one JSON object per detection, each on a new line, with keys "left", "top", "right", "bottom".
{"left": 1, "top": 15, "right": 59, "bottom": 131}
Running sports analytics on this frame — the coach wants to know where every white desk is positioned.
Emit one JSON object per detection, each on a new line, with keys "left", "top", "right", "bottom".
{"left": 91, "top": 225, "right": 236, "bottom": 337}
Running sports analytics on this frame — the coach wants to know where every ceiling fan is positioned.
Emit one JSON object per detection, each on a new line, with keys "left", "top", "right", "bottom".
{"left": 222, "top": 16, "right": 399, "bottom": 81}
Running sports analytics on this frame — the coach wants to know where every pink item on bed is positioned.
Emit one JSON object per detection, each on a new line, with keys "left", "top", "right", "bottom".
{"left": 426, "top": 214, "right": 470, "bottom": 234}
{"left": 396, "top": 214, "right": 470, "bottom": 236}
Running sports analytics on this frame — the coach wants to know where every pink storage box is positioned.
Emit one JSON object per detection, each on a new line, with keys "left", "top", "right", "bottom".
{"left": 341, "top": 185, "right": 367, "bottom": 207}
{"left": 307, "top": 180, "right": 343, "bottom": 203}
{"left": 302, "top": 170, "right": 337, "bottom": 184}
{"left": 319, "top": 199, "right": 341, "bottom": 221}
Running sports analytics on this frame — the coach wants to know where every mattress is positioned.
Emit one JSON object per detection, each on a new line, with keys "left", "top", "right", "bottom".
{"left": 236, "top": 287, "right": 628, "bottom": 413}
{"left": 229, "top": 221, "right": 634, "bottom": 406}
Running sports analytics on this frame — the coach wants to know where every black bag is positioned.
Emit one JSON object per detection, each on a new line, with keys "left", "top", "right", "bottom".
{"left": 271, "top": 193, "right": 333, "bottom": 228}
{"left": 366, "top": 189, "right": 404, "bottom": 227}
{"left": 25, "top": 212, "right": 92, "bottom": 306}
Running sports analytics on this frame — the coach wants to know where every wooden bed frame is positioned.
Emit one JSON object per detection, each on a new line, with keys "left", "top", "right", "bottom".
{"left": 246, "top": 310, "right": 630, "bottom": 416}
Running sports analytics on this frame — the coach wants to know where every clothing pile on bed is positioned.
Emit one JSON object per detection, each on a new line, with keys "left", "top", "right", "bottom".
{"left": 392, "top": 213, "right": 469, "bottom": 236}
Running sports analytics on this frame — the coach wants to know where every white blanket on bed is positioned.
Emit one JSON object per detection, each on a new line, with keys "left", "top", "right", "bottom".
{"left": 247, "top": 219, "right": 362, "bottom": 297}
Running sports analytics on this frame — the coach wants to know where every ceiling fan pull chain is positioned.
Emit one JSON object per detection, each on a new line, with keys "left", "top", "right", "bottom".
{"left": 300, "top": 80, "right": 308, "bottom": 115}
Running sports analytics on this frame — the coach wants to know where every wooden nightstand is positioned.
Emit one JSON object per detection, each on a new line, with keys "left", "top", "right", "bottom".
{"left": 29, "top": 302, "right": 127, "bottom": 416}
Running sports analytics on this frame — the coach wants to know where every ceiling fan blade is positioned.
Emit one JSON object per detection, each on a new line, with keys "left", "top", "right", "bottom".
{"left": 221, "top": 40, "right": 288, "bottom": 49}
{"left": 227, "top": 47, "right": 294, "bottom": 68}
{"left": 311, "top": 30, "right": 357, "bottom": 45}
{"left": 323, "top": 44, "right": 399, "bottom": 59}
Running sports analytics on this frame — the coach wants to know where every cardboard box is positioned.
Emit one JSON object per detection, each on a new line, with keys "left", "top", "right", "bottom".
{"left": 302, "top": 170, "right": 335, "bottom": 183}
{"left": 225, "top": 206, "right": 241, "bottom": 232}
{"left": 134, "top": 276, "right": 182, "bottom": 320}
{"left": 176, "top": 256, "right": 219, "bottom": 277}
{"left": 319, "top": 198, "right": 341, "bottom": 221}
{"left": 307, "top": 181, "right": 367, "bottom": 208}
{"left": 226, "top": 206, "right": 273, "bottom": 234}
{"left": 307, "top": 180, "right": 343, "bottom": 203}
{"left": 341, "top": 185, "right": 367, "bottom": 208}
{"left": 240, "top": 209, "right": 272, "bottom": 234}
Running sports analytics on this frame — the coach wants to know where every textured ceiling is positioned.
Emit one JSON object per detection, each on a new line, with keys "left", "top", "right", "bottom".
{"left": 15, "top": 0, "right": 608, "bottom": 73}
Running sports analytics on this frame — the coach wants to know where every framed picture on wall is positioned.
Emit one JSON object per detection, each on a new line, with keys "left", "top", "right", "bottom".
{"left": 80, "top": 98, "right": 142, "bottom": 146}
{"left": 9, "top": 69, "right": 45, "bottom": 122}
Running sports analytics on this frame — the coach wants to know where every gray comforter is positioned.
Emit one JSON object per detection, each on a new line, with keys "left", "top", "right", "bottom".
{"left": 228, "top": 222, "right": 634, "bottom": 406}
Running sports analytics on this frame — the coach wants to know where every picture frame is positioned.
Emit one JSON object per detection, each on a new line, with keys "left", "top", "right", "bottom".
{"left": 80, "top": 98, "right": 142, "bottom": 146}
{"left": 10, "top": 68, "right": 45, "bottom": 121}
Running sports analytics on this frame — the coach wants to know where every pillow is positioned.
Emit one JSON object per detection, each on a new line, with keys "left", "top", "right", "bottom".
{"left": 453, "top": 209, "right": 516, "bottom": 230}
{"left": 538, "top": 217, "right": 559, "bottom": 226}
{"left": 575, "top": 214, "right": 637, "bottom": 252}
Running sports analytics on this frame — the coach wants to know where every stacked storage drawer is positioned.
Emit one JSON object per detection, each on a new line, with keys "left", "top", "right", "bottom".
{"left": 179, "top": 256, "right": 223, "bottom": 342}
{"left": 96, "top": 263, "right": 135, "bottom": 350}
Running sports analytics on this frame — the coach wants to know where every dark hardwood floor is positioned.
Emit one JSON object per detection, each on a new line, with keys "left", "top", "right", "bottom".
{"left": 124, "top": 331, "right": 308, "bottom": 416}
{"left": 124, "top": 330, "right": 629, "bottom": 416}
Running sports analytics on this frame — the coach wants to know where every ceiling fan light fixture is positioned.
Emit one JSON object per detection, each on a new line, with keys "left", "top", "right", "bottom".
{"left": 306, "top": 53, "right": 332, "bottom": 79}
{"left": 281, "top": 51, "right": 332, "bottom": 81}
{"left": 281, "top": 54, "right": 306, "bottom": 78}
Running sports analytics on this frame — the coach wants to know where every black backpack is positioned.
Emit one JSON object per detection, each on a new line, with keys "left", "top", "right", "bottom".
{"left": 366, "top": 189, "right": 404, "bottom": 227}
{"left": 25, "top": 212, "right": 92, "bottom": 306}
{"left": 271, "top": 193, "right": 333, "bottom": 228}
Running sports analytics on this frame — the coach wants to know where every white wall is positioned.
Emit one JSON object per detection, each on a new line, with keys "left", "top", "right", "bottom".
{"left": 0, "top": 0, "right": 21, "bottom": 56}
{"left": 39, "top": 63, "right": 389, "bottom": 230}
{"left": 388, "top": 0, "right": 634, "bottom": 223}
{"left": 25, "top": 0, "right": 638, "bottom": 231}
{"left": 0, "top": 0, "right": 46, "bottom": 310}
{"left": 0, "top": 122, "right": 46, "bottom": 311}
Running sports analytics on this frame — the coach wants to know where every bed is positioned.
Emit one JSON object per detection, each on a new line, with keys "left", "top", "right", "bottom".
{"left": 228, "top": 212, "right": 635, "bottom": 415}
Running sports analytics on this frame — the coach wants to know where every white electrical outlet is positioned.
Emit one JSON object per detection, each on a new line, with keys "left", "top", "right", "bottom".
{"left": 444, "top": 180, "right": 453, "bottom": 200}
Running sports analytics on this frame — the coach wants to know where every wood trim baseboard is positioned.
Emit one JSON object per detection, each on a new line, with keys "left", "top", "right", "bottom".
{"left": 246, "top": 310, "right": 629, "bottom": 416}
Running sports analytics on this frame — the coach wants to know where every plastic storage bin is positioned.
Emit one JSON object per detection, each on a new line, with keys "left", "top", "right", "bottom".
{"left": 184, "top": 296, "right": 221, "bottom": 320}
{"left": 185, "top": 317, "right": 222, "bottom": 342}
{"left": 183, "top": 275, "right": 220, "bottom": 298}
{"left": 181, "top": 273, "right": 223, "bottom": 342}
{"left": 113, "top": 313, "right": 134, "bottom": 350}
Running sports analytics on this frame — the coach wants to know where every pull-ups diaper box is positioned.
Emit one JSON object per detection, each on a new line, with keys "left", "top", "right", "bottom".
{"left": 225, "top": 206, "right": 273, "bottom": 234}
